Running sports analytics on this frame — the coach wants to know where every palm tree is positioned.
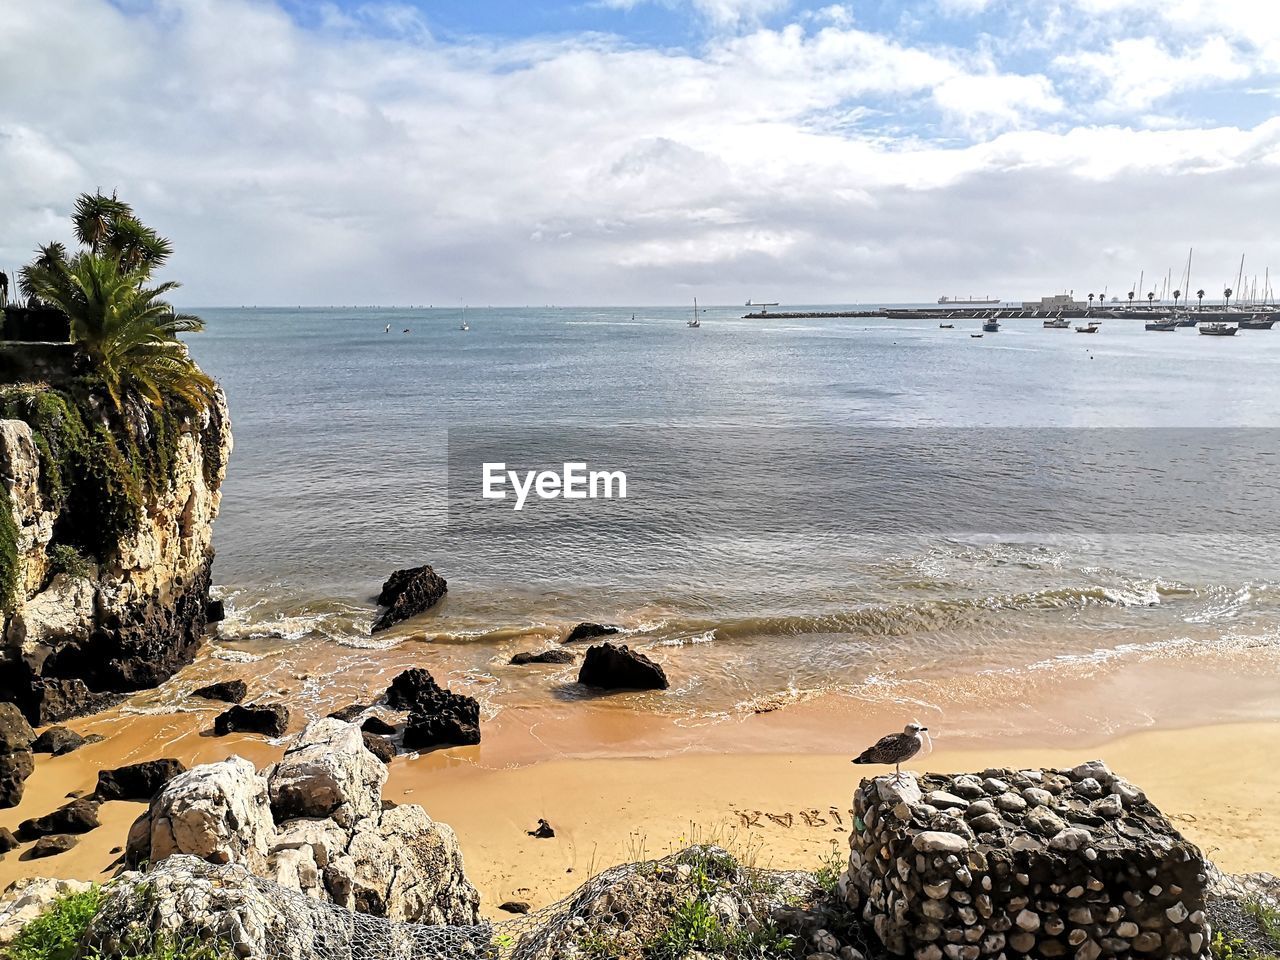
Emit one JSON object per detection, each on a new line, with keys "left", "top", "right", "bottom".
{"left": 1197, "top": 288, "right": 1205, "bottom": 311}
{"left": 1147, "top": 291, "right": 1155, "bottom": 308}
{"left": 1088, "top": 293, "right": 1095, "bottom": 312}
{"left": 1173, "top": 289, "right": 1181, "bottom": 309}
{"left": 19, "top": 192, "right": 214, "bottom": 412}
{"left": 1127, "top": 290, "right": 1135, "bottom": 310}
{"left": 1224, "top": 287, "right": 1233, "bottom": 309}
{"left": 21, "top": 252, "right": 213, "bottom": 411}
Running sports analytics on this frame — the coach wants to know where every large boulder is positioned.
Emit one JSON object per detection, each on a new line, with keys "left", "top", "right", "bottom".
{"left": 85, "top": 856, "right": 490, "bottom": 960}
{"left": 0, "top": 703, "right": 34, "bottom": 808}
{"left": 370, "top": 566, "right": 446, "bottom": 634}
{"left": 267, "top": 718, "right": 386, "bottom": 825}
{"left": 387, "top": 668, "right": 481, "bottom": 750}
{"left": 0, "top": 877, "right": 93, "bottom": 946}
{"left": 95, "top": 758, "right": 187, "bottom": 802}
{"left": 128, "top": 756, "right": 275, "bottom": 872}
{"left": 578, "top": 643, "right": 669, "bottom": 691}
{"left": 328, "top": 804, "right": 480, "bottom": 923}
{"left": 214, "top": 703, "right": 289, "bottom": 737}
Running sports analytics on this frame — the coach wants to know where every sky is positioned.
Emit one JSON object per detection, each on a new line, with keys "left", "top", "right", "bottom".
{"left": 2, "top": 0, "right": 1280, "bottom": 305}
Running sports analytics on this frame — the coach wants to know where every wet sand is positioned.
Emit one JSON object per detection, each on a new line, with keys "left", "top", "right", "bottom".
{"left": 1, "top": 679, "right": 1276, "bottom": 917}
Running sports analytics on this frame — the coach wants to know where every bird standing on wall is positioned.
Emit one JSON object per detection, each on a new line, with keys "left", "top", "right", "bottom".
{"left": 853, "top": 723, "right": 929, "bottom": 781}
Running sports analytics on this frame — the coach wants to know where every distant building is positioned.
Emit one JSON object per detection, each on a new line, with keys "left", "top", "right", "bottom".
{"left": 1020, "top": 294, "right": 1084, "bottom": 310}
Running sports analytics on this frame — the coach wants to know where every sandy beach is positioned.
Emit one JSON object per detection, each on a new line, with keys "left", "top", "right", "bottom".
{"left": 2, "top": 690, "right": 1275, "bottom": 917}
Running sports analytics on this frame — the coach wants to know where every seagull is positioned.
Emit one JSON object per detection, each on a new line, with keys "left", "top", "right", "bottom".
{"left": 852, "top": 722, "right": 929, "bottom": 781}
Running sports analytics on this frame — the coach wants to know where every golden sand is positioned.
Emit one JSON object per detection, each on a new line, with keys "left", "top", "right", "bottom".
{"left": 1, "top": 692, "right": 1276, "bottom": 918}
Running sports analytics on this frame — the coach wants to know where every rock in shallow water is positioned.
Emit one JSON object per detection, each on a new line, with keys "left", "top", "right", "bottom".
{"left": 193, "top": 679, "right": 247, "bottom": 703}
{"left": 370, "top": 565, "right": 447, "bottom": 634}
{"left": 577, "top": 642, "right": 669, "bottom": 691}
{"left": 510, "top": 648, "right": 576, "bottom": 665}
{"left": 562, "top": 622, "right": 621, "bottom": 644}
{"left": 214, "top": 703, "right": 290, "bottom": 737}
{"left": 96, "top": 759, "right": 187, "bottom": 802}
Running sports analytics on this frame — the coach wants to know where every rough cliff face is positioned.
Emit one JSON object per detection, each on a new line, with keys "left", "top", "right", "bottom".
{"left": 0, "top": 384, "right": 231, "bottom": 724}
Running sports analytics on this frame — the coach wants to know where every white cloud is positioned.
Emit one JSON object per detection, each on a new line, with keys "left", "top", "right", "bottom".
{"left": 596, "top": 0, "right": 791, "bottom": 28}
{"left": 1056, "top": 36, "right": 1250, "bottom": 112}
{"left": 0, "top": 0, "right": 1278, "bottom": 305}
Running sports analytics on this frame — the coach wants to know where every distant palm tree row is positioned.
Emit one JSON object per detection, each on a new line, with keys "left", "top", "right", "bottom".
{"left": 18, "top": 192, "right": 214, "bottom": 411}
{"left": 1085, "top": 286, "right": 1233, "bottom": 311}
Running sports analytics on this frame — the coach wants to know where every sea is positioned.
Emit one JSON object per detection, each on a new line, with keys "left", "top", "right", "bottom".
{"left": 178, "top": 304, "right": 1280, "bottom": 742}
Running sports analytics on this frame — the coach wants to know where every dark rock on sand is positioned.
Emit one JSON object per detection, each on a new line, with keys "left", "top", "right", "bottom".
{"left": 27, "top": 834, "right": 77, "bottom": 858}
{"left": 510, "top": 649, "right": 575, "bottom": 665}
{"left": 0, "top": 703, "right": 35, "bottom": 809}
{"left": 386, "top": 668, "right": 440, "bottom": 710}
{"left": 205, "top": 598, "right": 226, "bottom": 623}
{"left": 388, "top": 668, "right": 481, "bottom": 750}
{"left": 192, "top": 679, "right": 247, "bottom": 703}
{"left": 32, "top": 726, "right": 87, "bottom": 756}
{"left": 328, "top": 703, "right": 369, "bottom": 723}
{"left": 0, "top": 827, "right": 17, "bottom": 852}
{"left": 371, "top": 565, "right": 447, "bottom": 634}
{"left": 578, "top": 643, "right": 669, "bottom": 691}
{"left": 362, "top": 731, "right": 396, "bottom": 764}
{"left": 213, "top": 703, "right": 290, "bottom": 737}
{"left": 95, "top": 759, "right": 187, "bottom": 802}
{"left": 499, "top": 901, "right": 531, "bottom": 914}
{"left": 563, "top": 622, "right": 620, "bottom": 644}
{"left": 527, "top": 819, "right": 555, "bottom": 839}
{"left": 361, "top": 715, "right": 397, "bottom": 736}
{"left": 18, "top": 798, "right": 100, "bottom": 840}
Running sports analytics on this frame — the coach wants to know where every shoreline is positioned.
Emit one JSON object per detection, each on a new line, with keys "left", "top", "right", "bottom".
{"left": 2, "top": 683, "right": 1276, "bottom": 916}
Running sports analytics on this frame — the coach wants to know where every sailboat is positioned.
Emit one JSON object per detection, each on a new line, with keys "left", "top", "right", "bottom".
{"left": 687, "top": 297, "right": 701, "bottom": 328}
{"left": 460, "top": 306, "right": 469, "bottom": 332}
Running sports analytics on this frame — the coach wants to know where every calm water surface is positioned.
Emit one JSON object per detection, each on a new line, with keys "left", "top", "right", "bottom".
{"left": 179, "top": 305, "right": 1280, "bottom": 733}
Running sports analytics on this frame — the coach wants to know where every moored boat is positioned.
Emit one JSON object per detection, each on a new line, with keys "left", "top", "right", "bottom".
{"left": 1199, "top": 322, "right": 1237, "bottom": 336}
{"left": 1238, "top": 316, "right": 1276, "bottom": 330}
{"left": 1145, "top": 319, "right": 1177, "bottom": 331}
{"left": 1043, "top": 317, "right": 1070, "bottom": 329}
{"left": 1075, "top": 321, "right": 1101, "bottom": 333}
{"left": 981, "top": 319, "right": 1000, "bottom": 332}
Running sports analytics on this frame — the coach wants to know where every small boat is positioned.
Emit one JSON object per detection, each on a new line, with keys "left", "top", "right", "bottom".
{"left": 1238, "top": 316, "right": 1276, "bottom": 330}
{"left": 1145, "top": 319, "right": 1178, "bottom": 331}
{"left": 384, "top": 324, "right": 391, "bottom": 333}
{"left": 981, "top": 319, "right": 1000, "bottom": 332}
{"left": 939, "top": 323, "right": 954, "bottom": 329}
{"left": 687, "top": 297, "right": 701, "bottom": 328}
{"left": 1176, "top": 316, "right": 1198, "bottom": 327}
{"left": 1075, "top": 322, "right": 1100, "bottom": 333}
{"left": 460, "top": 322, "right": 469, "bottom": 331}
{"left": 1199, "top": 322, "right": 1237, "bottom": 336}
{"left": 1043, "top": 318, "right": 1070, "bottom": 329}
{"left": 970, "top": 333, "right": 984, "bottom": 338}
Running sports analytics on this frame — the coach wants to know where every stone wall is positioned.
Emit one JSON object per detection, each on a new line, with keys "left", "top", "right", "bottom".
{"left": 0, "top": 387, "right": 232, "bottom": 723}
{"left": 846, "top": 763, "right": 1210, "bottom": 960}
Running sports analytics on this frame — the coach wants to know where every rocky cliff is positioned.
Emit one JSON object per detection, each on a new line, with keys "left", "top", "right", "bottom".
{"left": 0, "top": 375, "right": 231, "bottom": 724}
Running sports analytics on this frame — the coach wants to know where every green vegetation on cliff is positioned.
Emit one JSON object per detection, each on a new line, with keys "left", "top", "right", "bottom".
{"left": 0, "top": 379, "right": 206, "bottom": 611}
{"left": 0, "top": 191, "right": 220, "bottom": 612}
